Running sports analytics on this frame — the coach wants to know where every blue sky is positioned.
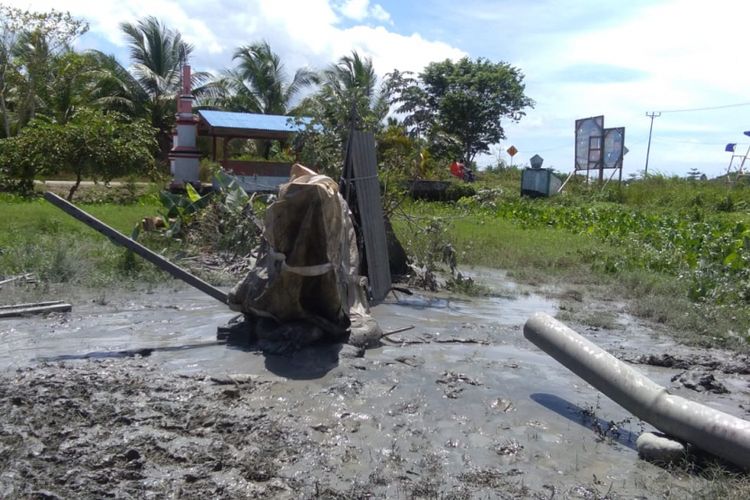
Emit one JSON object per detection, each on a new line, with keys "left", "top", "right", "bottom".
{"left": 8, "top": 0, "right": 750, "bottom": 178}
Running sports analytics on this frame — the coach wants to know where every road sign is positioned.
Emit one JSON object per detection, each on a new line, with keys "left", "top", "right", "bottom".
{"left": 507, "top": 145, "right": 518, "bottom": 157}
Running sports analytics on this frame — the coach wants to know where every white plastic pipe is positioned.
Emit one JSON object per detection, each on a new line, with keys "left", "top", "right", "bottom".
{"left": 523, "top": 312, "right": 750, "bottom": 470}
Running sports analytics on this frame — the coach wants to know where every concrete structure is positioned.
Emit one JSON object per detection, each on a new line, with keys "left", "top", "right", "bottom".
{"left": 169, "top": 66, "right": 201, "bottom": 185}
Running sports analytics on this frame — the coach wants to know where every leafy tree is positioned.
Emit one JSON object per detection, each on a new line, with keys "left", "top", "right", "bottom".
{"left": 120, "top": 16, "right": 210, "bottom": 162}
{"left": 687, "top": 167, "right": 704, "bottom": 181}
{"left": 388, "top": 57, "right": 533, "bottom": 164}
{"left": 0, "top": 109, "right": 157, "bottom": 199}
{"left": 81, "top": 49, "right": 150, "bottom": 118}
{"left": 0, "top": 5, "right": 87, "bottom": 137}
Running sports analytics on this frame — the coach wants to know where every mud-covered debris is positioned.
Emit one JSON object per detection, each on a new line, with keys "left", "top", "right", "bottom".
{"left": 490, "top": 398, "right": 515, "bottom": 413}
{"left": 436, "top": 371, "right": 482, "bottom": 399}
{"left": 625, "top": 352, "right": 750, "bottom": 375}
{"left": 434, "top": 337, "right": 489, "bottom": 345}
{"left": 636, "top": 432, "right": 686, "bottom": 465}
{"left": 394, "top": 355, "right": 424, "bottom": 368}
{"left": 671, "top": 370, "right": 730, "bottom": 394}
{"left": 459, "top": 467, "right": 525, "bottom": 489}
{"left": 631, "top": 353, "right": 693, "bottom": 369}
{"left": 494, "top": 440, "right": 523, "bottom": 456}
{"left": 326, "top": 376, "right": 363, "bottom": 397}
{"left": 388, "top": 400, "right": 421, "bottom": 416}
{"left": 209, "top": 374, "right": 253, "bottom": 386}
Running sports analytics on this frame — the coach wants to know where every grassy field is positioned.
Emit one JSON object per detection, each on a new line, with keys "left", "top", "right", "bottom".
{"left": 392, "top": 173, "right": 750, "bottom": 351}
{"left": 0, "top": 193, "right": 166, "bottom": 287}
{"left": 3, "top": 173, "right": 750, "bottom": 351}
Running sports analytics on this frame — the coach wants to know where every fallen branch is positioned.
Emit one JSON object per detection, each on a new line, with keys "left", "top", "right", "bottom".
{"left": 434, "top": 338, "right": 489, "bottom": 345}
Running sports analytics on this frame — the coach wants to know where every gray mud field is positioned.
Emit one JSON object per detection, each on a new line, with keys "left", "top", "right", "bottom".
{"left": 1, "top": 270, "right": 749, "bottom": 498}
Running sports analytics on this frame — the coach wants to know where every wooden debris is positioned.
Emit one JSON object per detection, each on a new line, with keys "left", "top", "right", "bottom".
{"left": 0, "top": 301, "right": 72, "bottom": 318}
{"left": 0, "top": 274, "right": 35, "bottom": 287}
{"left": 380, "top": 325, "right": 415, "bottom": 338}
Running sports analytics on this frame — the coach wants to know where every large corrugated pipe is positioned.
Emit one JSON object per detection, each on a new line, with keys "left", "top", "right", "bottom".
{"left": 523, "top": 312, "right": 750, "bottom": 470}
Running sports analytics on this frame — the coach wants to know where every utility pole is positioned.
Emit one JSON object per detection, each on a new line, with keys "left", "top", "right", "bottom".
{"left": 644, "top": 111, "right": 661, "bottom": 176}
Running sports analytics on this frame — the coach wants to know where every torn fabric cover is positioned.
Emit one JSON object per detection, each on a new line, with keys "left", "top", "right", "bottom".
{"left": 228, "top": 164, "right": 371, "bottom": 340}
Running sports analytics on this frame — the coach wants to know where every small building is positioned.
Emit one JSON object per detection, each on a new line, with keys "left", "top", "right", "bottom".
{"left": 197, "top": 110, "right": 311, "bottom": 192}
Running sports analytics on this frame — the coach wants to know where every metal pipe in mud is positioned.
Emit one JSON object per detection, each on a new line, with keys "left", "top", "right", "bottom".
{"left": 523, "top": 312, "right": 750, "bottom": 470}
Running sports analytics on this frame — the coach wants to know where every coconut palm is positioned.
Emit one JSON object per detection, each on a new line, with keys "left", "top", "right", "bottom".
{"left": 318, "top": 50, "right": 388, "bottom": 132}
{"left": 210, "top": 41, "right": 317, "bottom": 115}
{"left": 206, "top": 41, "right": 317, "bottom": 157}
{"left": 120, "top": 16, "right": 210, "bottom": 160}
{"left": 81, "top": 50, "right": 149, "bottom": 119}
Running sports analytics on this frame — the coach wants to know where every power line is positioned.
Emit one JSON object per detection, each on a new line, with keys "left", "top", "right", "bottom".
{"left": 657, "top": 101, "right": 750, "bottom": 114}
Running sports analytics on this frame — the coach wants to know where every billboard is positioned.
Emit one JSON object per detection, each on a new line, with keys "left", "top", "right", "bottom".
{"left": 575, "top": 115, "right": 604, "bottom": 171}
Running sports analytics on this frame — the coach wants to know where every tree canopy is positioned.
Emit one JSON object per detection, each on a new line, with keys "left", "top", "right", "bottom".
{"left": 0, "top": 6, "right": 537, "bottom": 192}
{"left": 0, "top": 109, "right": 156, "bottom": 199}
{"left": 388, "top": 57, "right": 534, "bottom": 164}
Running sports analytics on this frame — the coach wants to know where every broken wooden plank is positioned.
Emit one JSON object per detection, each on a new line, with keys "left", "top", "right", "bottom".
{"left": 0, "top": 303, "right": 72, "bottom": 318}
{"left": 0, "top": 273, "right": 35, "bottom": 287}
{"left": 0, "top": 300, "right": 67, "bottom": 311}
{"left": 44, "top": 192, "right": 228, "bottom": 304}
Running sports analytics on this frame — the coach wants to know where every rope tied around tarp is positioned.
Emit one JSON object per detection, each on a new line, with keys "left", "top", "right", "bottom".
{"left": 268, "top": 248, "right": 334, "bottom": 276}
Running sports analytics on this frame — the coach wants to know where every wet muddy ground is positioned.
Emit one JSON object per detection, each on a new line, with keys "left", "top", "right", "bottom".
{"left": 1, "top": 269, "right": 748, "bottom": 498}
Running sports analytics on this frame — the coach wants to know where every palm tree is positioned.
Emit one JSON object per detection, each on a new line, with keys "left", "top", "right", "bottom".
{"left": 120, "top": 16, "right": 210, "bottom": 160}
{"left": 319, "top": 50, "right": 387, "bottom": 132}
{"left": 207, "top": 41, "right": 317, "bottom": 157}
{"left": 211, "top": 41, "right": 317, "bottom": 115}
{"left": 12, "top": 29, "right": 53, "bottom": 128}
{"left": 81, "top": 50, "right": 149, "bottom": 119}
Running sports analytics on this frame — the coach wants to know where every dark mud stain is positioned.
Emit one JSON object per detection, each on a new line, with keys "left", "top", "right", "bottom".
{"left": 671, "top": 370, "right": 731, "bottom": 394}
{"left": 624, "top": 352, "right": 750, "bottom": 375}
{"left": 0, "top": 358, "right": 554, "bottom": 499}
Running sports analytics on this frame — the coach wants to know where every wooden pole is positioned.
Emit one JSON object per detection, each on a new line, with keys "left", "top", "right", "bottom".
{"left": 44, "top": 192, "right": 228, "bottom": 304}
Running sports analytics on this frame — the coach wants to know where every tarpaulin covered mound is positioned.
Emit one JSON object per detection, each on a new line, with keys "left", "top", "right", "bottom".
{"left": 228, "top": 164, "right": 380, "bottom": 349}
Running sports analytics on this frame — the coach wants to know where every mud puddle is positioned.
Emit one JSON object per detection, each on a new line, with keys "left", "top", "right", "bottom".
{"left": 1, "top": 273, "right": 748, "bottom": 498}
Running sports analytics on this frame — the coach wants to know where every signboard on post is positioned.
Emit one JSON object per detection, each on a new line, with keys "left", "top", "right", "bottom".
{"left": 561, "top": 115, "right": 625, "bottom": 192}
{"left": 507, "top": 145, "right": 518, "bottom": 167}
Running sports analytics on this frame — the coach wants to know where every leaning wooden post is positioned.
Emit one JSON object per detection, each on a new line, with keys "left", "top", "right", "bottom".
{"left": 44, "top": 191, "right": 228, "bottom": 304}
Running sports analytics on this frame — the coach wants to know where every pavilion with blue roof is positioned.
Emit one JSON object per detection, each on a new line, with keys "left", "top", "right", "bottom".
{"left": 197, "top": 110, "right": 312, "bottom": 192}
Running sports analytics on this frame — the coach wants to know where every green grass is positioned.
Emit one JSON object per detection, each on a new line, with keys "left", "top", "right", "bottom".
{"left": 392, "top": 196, "right": 750, "bottom": 351}
{"left": 0, "top": 193, "right": 169, "bottom": 287}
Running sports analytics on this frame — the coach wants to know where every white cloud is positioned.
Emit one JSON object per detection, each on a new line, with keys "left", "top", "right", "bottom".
{"left": 9, "top": 0, "right": 459, "bottom": 78}
{"left": 13, "top": 0, "right": 745, "bottom": 176}
{"left": 335, "top": 0, "right": 391, "bottom": 23}
{"left": 337, "top": 0, "right": 369, "bottom": 21}
{"left": 370, "top": 4, "right": 391, "bottom": 23}
{"left": 477, "top": 0, "right": 750, "bottom": 177}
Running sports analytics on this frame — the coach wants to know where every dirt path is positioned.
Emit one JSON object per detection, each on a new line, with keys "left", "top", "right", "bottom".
{"left": 1, "top": 271, "right": 748, "bottom": 498}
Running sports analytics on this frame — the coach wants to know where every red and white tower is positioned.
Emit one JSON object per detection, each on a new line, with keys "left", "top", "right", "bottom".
{"left": 169, "top": 65, "right": 200, "bottom": 185}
